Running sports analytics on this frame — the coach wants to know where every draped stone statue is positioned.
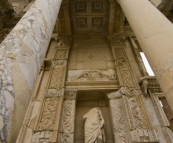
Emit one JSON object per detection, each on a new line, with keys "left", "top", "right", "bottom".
{"left": 83, "top": 108, "right": 106, "bottom": 143}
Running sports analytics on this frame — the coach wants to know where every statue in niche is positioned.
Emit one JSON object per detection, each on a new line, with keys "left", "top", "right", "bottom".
{"left": 83, "top": 108, "right": 106, "bottom": 143}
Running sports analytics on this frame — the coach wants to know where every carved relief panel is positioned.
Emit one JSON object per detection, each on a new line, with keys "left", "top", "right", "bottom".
{"left": 109, "top": 44, "right": 159, "bottom": 143}
{"left": 108, "top": 87, "right": 159, "bottom": 143}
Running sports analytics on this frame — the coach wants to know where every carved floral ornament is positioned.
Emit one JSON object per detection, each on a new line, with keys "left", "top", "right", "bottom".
{"left": 107, "top": 87, "right": 141, "bottom": 99}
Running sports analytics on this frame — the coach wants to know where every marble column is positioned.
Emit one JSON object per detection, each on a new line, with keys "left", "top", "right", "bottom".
{"left": 0, "top": 0, "right": 62, "bottom": 142}
{"left": 117, "top": 0, "right": 173, "bottom": 111}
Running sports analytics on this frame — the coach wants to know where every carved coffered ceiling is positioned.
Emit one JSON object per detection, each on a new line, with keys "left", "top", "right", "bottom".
{"left": 71, "top": 0, "right": 108, "bottom": 34}
{"left": 56, "top": 0, "right": 125, "bottom": 36}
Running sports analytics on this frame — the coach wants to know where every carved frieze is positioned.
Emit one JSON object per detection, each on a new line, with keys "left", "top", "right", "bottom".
{"left": 54, "top": 48, "right": 69, "bottom": 60}
{"left": 37, "top": 97, "right": 60, "bottom": 131}
{"left": 67, "top": 69, "right": 116, "bottom": 81}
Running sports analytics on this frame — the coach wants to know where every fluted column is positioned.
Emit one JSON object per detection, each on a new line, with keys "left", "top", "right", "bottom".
{"left": 0, "top": 0, "right": 62, "bottom": 142}
{"left": 117, "top": 0, "right": 173, "bottom": 111}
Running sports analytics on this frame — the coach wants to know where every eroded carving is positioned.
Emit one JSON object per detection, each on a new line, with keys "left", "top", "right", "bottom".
{"left": 54, "top": 48, "right": 69, "bottom": 60}
{"left": 83, "top": 108, "right": 106, "bottom": 143}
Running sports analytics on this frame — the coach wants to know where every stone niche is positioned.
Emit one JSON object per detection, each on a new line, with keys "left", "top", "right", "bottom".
{"left": 75, "top": 90, "right": 114, "bottom": 143}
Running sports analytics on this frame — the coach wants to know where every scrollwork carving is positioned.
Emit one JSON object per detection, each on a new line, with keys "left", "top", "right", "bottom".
{"left": 37, "top": 97, "right": 59, "bottom": 131}
{"left": 59, "top": 90, "right": 76, "bottom": 143}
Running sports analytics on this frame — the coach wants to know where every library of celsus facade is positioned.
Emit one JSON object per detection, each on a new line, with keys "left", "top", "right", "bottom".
{"left": 1, "top": 0, "right": 173, "bottom": 142}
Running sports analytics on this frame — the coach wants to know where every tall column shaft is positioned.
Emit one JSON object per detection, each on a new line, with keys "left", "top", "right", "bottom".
{"left": 117, "top": 0, "right": 173, "bottom": 111}
{"left": 0, "top": 0, "right": 62, "bottom": 142}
